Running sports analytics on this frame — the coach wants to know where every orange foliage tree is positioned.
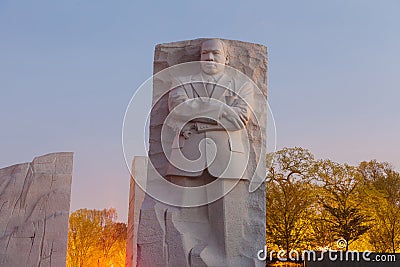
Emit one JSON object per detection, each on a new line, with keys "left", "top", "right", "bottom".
{"left": 66, "top": 208, "right": 127, "bottom": 267}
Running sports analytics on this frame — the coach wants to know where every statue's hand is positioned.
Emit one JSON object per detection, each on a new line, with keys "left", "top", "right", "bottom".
{"left": 181, "top": 130, "right": 192, "bottom": 139}
{"left": 221, "top": 105, "right": 245, "bottom": 129}
{"left": 180, "top": 123, "right": 196, "bottom": 139}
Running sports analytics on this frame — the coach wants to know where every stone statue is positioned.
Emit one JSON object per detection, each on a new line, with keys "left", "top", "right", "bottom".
{"left": 166, "top": 38, "right": 253, "bottom": 181}
{"left": 125, "top": 38, "right": 267, "bottom": 267}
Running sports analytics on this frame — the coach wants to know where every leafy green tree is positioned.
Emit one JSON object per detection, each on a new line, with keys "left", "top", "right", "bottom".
{"left": 266, "top": 147, "right": 316, "bottom": 253}
{"left": 67, "top": 209, "right": 102, "bottom": 266}
{"left": 66, "top": 208, "right": 127, "bottom": 267}
{"left": 359, "top": 160, "right": 400, "bottom": 252}
{"left": 308, "top": 205, "right": 336, "bottom": 249}
{"left": 313, "top": 160, "right": 372, "bottom": 250}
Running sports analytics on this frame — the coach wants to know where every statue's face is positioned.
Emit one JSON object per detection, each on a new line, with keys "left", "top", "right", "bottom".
{"left": 200, "top": 39, "right": 228, "bottom": 75}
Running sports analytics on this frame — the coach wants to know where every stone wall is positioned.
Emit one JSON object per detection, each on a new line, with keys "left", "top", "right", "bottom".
{"left": 0, "top": 152, "right": 73, "bottom": 267}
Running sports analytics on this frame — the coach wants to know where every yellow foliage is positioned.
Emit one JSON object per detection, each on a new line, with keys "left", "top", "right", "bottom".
{"left": 66, "top": 208, "right": 127, "bottom": 267}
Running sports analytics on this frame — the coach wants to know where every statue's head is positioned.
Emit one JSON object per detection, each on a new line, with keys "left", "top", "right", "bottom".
{"left": 200, "top": 39, "right": 229, "bottom": 75}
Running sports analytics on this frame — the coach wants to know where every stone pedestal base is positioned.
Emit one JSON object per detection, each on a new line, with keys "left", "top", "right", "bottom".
{"left": 126, "top": 157, "right": 265, "bottom": 267}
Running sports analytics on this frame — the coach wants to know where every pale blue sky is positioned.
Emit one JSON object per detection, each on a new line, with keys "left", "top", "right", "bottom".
{"left": 1, "top": 0, "right": 399, "bottom": 222}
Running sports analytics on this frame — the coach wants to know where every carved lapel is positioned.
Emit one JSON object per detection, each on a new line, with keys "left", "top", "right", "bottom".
{"left": 212, "top": 73, "right": 233, "bottom": 101}
{"left": 189, "top": 74, "right": 207, "bottom": 98}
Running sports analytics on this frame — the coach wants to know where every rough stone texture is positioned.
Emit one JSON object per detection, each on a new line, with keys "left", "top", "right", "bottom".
{"left": 150, "top": 38, "right": 268, "bottom": 179}
{"left": 128, "top": 38, "right": 267, "bottom": 267}
{"left": 0, "top": 152, "right": 73, "bottom": 267}
{"left": 125, "top": 157, "right": 147, "bottom": 267}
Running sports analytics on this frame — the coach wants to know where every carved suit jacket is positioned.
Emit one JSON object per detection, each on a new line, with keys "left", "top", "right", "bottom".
{"left": 165, "top": 72, "right": 254, "bottom": 179}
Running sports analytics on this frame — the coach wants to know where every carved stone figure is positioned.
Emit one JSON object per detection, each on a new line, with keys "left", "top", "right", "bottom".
{"left": 165, "top": 39, "right": 253, "bottom": 181}
{"left": 126, "top": 38, "right": 267, "bottom": 267}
